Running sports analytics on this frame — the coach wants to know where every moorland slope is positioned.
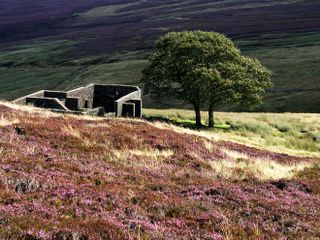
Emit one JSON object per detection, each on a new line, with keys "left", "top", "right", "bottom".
{"left": 0, "top": 102, "right": 319, "bottom": 239}
{"left": 0, "top": 0, "right": 320, "bottom": 112}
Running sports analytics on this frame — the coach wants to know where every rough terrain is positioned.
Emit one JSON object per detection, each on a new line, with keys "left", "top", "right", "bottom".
{"left": 0, "top": 102, "right": 319, "bottom": 239}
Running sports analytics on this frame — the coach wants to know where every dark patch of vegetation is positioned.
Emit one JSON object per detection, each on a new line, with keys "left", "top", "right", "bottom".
{"left": 142, "top": 31, "right": 271, "bottom": 127}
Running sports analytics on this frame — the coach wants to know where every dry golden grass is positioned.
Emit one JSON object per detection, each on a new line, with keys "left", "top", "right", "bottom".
{"left": 0, "top": 100, "right": 60, "bottom": 118}
{"left": 61, "top": 125, "right": 97, "bottom": 148}
{"left": 129, "top": 148, "right": 174, "bottom": 159}
{"left": 0, "top": 147, "right": 4, "bottom": 155}
{"left": 106, "top": 148, "right": 174, "bottom": 170}
{"left": 207, "top": 149, "right": 311, "bottom": 181}
{"left": 203, "top": 140, "right": 215, "bottom": 153}
{"left": 0, "top": 115, "right": 20, "bottom": 127}
{"left": 62, "top": 125, "right": 82, "bottom": 139}
{"left": 151, "top": 121, "right": 219, "bottom": 141}
{"left": 0, "top": 100, "right": 104, "bottom": 122}
{"left": 208, "top": 158, "right": 310, "bottom": 181}
{"left": 87, "top": 123, "right": 111, "bottom": 128}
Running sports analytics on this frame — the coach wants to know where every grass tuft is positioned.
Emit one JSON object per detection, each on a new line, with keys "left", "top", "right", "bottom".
{"left": 209, "top": 158, "right": 310, "bottom": 181}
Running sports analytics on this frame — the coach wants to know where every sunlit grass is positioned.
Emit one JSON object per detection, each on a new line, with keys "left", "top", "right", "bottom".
{"left": 144, "top": 108, "right": 320, "bottom": 157}
{"left": 207, "top": 149, "right": 312, "bottom": 181}
{"left": 209, "top": 158, "right": 310, "bottom": 181}
{"left": 105, "top": 148, "right": 174, "bottom": 170}
{"left": 0, "top": 115, "right": 19, "bottom": 127}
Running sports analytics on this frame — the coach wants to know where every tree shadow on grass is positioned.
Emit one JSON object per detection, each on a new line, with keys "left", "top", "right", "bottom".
{"left": 143, "top": 116, "right": 231, "bottom": 131}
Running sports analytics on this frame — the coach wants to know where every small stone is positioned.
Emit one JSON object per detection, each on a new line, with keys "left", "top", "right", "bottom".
{"left": 24, "top": 234, "right": 41, "bottom": 240}
{"left": 15, "top": 179, "right": 40, "bottom": 194}
{"left": 271, "top": 180, "right": 287, "bottom": 190}
{"left": 129, "top": 222, "right": 137, "bottom": 230}
{"left": 124, "top": 208, "right": 134, "bottom": 217}
{"left": 313, "top": 136, "right": 320, "bottom": 142}
{"left": 14, "top": 126, "right": 26, "bottom": 135}
{"left": 205, "top": 188, "right": 221, "bottom": 196}
{"left": 0, "top": 217, "right": 9, "bottom": 225}
{"left": 52, "top": 231, "right": 88, "bottom": 240}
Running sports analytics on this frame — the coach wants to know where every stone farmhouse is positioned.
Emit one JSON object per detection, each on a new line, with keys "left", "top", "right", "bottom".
{"left": 13, "top": 84, "right": 142, "bottom": 118}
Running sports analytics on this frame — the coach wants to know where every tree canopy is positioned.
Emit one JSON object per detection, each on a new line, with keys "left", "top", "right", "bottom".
{"left": 142, "top": 31, "right": 272, "bottom": 127}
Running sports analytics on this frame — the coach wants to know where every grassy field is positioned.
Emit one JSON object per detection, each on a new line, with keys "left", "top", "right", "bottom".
{"left": 238, "top": 32, "right": 320, "bottom": 112}
{"left": 1, "top": 31, "right": 320, "bottom": 112}
{"left": 143, "top": 108, "right": 320, "bottom": 157}
{"left": 0, "top": 33, "right": 320, "bottom": 112}
{"left": 0, "top": 41, "right": 148, "bottom": 100}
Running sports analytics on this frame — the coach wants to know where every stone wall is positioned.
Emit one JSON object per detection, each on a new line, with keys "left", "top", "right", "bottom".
{"left": 26, "top": 97, "right": 68, "bottom": 110}
{"left": 92, "top": 84, "right": 141, "bottom": 113}
{"left": 129, "top": 99, "right": 142, "bottom": 118}
{"left": 44, "top": 91, "right": 67, "bottom": 100}
{"left": 13, "top": 83, "right": 143, "bottom": 118}
{"left": 115, "top": 91, "right": 142, "bottom": 117}
{"left": 13, "top": 90, "right": 45, "bottom": 105}
{"left": 67, "top": 84, "right": 95, "bottom": 109}
{"left": 122, "top": 103, "right": 135, "bottom": 117}
{"left": 65, "top": 97, "right": 80, "bottom": 111}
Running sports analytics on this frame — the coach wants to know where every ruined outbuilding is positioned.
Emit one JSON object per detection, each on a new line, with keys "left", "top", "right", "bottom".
{"left": 13, "top": 84, "right": 142, "bottom": 118}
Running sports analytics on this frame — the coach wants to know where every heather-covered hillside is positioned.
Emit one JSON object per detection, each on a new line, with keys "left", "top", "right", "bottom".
{"left": 0, "top": 102, "right": 319, "bottom": 239}
{"left": 0, "top": 0, "right": 320, "bottom": 112}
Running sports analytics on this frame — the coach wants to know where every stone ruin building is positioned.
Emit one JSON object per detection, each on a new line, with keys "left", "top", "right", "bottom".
{"left": 13, "top": 84, "right": 142, "bottom": 118}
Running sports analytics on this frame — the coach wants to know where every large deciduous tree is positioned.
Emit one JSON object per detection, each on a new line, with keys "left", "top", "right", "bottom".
{"left": 141, "top": 31, "right": 272, "bottom": 128}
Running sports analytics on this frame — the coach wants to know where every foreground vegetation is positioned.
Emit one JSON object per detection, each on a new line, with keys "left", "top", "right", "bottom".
{"left": 0, "top": 102, "right": 319, "bottom": 239}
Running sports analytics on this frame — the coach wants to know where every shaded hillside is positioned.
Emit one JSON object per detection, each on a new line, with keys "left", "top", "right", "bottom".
{"left": 0, "top": 102, "right": 319, "bottom": 239}
{"left": 1, "top": 0, "right": 319, "bottom": 49}
{"left": 0, "top": 0, "right": 320, "bottom": 112}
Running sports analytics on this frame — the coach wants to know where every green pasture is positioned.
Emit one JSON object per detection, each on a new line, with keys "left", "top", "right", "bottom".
{"left": 0, "top": 32, "right": 319, "bottom": 112}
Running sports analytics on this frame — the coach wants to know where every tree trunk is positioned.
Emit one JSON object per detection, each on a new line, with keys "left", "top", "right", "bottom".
{"left": 208, "top": 104, "right": 214, "bottom": 128}
{"left": 194, "top": 105, "right": 202, "bottom": 128}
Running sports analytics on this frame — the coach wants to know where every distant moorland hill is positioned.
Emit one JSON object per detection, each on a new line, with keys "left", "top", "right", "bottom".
{"left": 0, "top": 0, "right": 320, "bottom": 112}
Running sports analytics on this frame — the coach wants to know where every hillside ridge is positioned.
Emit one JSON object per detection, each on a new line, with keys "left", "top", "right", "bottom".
{"left": 0, "top": 102, "right": 319, "bottom": 239}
